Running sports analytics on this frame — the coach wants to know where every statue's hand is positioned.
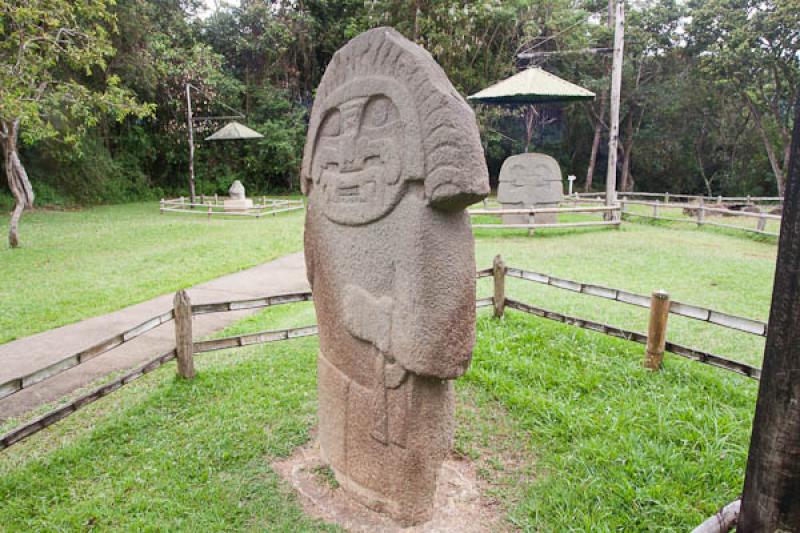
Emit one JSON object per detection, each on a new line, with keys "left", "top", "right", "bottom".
{"left": 342, "top": 283, "right": 393, "bottom": 355}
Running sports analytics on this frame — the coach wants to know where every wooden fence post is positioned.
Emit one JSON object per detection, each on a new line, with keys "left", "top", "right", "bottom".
{"left": 644, "top": 290, "right": 670, "bottom": 370}
{"left": 214, "top": 193, "right": 219, "bottom": 205}
{"left": 756, "top": 209, "right": 767, "bottom": 232}
{"left": 697, "top": 198, "right": 705, "bottom": 226}
{"left": 493, "top": 254, "right": 506, "bottom": 318}
{"left": 717, "top": 195, "right": 723, "bottom": 205}
{"left": 665, "top": 192, "right": 670, "bottom": 204}
{"left": 173, "top": 290, "right": 196, "bottom": 379}
{"left": 653, "top": 200, "right": 659, "bottom": 218}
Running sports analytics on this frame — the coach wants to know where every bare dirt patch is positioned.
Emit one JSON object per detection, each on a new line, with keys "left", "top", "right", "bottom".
{"left": 273, "top": 439, "right": 508, "bottom": 532}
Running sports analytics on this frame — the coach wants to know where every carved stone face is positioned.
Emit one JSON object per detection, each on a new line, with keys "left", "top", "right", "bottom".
{"left": 311, "top": 94, "right": 405, "bottom": 226}
{"left": 497, "top": 153, "right": 563, "bottom": 206}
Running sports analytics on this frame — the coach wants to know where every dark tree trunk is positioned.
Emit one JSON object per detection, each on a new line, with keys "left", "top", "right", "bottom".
{"left": 585, "top": 89, "right": 608, "bottom": 193}
{"left": 739, "top": 99, "right": 800, "bottom": 531}
{"left": 745, "top": 95, "right": 785, "bottom": 196}
{"left": 2, "top": 119, "right": 34, "bottom": 248}
{"left": 620, "top": 111, "right": 635, "bottom": 192}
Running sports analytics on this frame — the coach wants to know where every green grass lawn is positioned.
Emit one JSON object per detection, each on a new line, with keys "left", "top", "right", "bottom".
{"left": 473, "top": 220, "right": 775, "bottom": 367}
{"left": 0, "top": 202, "right": 305, "bottom": 344}
{"left": 621, "top": 201, "right": 782, "bottom": 235}
{"left": 0, "top": 302, "right": 756, "bottom": 531}
{"left": 0, "top": 200, "right": 776, "bottom": 530}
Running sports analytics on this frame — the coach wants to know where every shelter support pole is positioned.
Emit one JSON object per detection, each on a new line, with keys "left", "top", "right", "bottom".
{"left": 739, "top": 100, "right": 800, "bottom": 531}
{"left": 605, "top": 0, "right": 624, "bottom": 212}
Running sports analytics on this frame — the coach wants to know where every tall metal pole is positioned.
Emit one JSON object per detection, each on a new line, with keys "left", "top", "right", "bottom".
{"left": 738, "top": 99, "right": 800, "bottom": 531}
{"left": 605, "top": 0, "right": 624, "bottom": 208}
{"left": 186, "top": 83, "right": 196, "bottom": 203}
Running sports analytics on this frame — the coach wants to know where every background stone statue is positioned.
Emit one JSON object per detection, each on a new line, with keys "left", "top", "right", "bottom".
{"left": 301, "top": 27, "right": 489, "bottom": 525}
{"left": 497, "top": 153, "right": 564, "bottom": 224}
{"left": 224, "top": 179, "right": 253, "bottom": 211}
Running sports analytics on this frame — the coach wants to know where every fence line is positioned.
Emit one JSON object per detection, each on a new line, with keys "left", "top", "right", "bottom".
{"left": 0, "top": 310, "right": 175, "bottom": 401}
{"left": 2, "top": 262, "right": 763, "bottom": 452}
{"left": 470, "top": 206, "right": 617, "bottom": 215}
{"left": 0, "top": 292, "right": 314, "bottom": 402}
{"left": 192, "top": 292, "right": 313, "bottom": 315}
{"left": 0, "top": 349, "right": 177, "bottom": 451}
{"left": 470, "top": 204, "right": 621, "bottom": 231}
{"left": 194, "top": 325, "right": 318, "bottom": 353}
{"left": 0, "top": 323, "right": 323, "bottom": 451}
{"left": 578, "top": 191, "right": 784, "bottom": 204}
{"left": 504, "top": 267, "right": 767, "bottom": 336}
{"left": 0, "top": 293, "right": 497, "bottom": 452}
{"left": 160, "top": 197, "right": 304, "bottom": 218}
{"left": 504, "top": 299, "right": 761, "bottom": 380}
{"left": 620, "top": 199, "right": 781, "bottom": 237}
{"left": 473, "top": 220, "right": 621, "bottom": 230}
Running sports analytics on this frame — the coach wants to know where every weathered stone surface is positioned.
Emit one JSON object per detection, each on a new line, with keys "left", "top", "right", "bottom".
{"left": 497, "top": 153, "right": 563, "bottom": 224}
{"left": 224, "top": 180, "right": 253, "bottom": 211}
{"left": 229, "top": 180, "right": 246, "bottom": 199}
{"left": 301, "top": 26, "right": 489, "bottom": 526}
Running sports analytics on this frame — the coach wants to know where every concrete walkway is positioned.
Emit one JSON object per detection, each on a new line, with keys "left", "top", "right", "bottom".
{"left": 0, "top": 252, "right": 309, "bottom": 422}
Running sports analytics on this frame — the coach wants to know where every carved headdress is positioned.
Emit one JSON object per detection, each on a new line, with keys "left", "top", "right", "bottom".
{"left": 301, "top": 27, "right": 489, "bottom": 225}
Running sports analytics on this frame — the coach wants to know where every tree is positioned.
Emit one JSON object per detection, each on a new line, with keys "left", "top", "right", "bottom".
{"left": 0, "top": 0, "right": 151, "bottom": 247}
{"left": 690, "top": 0, "right": 800, "bottom": 196}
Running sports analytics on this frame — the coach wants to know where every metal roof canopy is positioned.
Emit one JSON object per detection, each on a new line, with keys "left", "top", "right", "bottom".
{"left": 204, "top": 121, "right": 264, "bottom": 141}
{"left": 468, "top": 67, "right": 595, "bottom": 105}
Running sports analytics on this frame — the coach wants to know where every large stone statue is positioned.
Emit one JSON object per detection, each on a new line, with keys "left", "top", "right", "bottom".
{"left": 497, "top": 153, "right": 563, "bottom": 224}
{"left": 301, "top": 27, "right": 489, "bottom": 525}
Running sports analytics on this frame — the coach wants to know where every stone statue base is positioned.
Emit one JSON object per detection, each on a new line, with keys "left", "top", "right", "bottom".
{"left": 223, "top": 198, "right": 253, "bottom": 212}
{"left": 273, "top": 440, "right": 504, "bottom": 532}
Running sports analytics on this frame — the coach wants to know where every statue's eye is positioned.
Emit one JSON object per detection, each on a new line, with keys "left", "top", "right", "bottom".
{"left": 363, "top": 96, "right": 393, "bottom": 128}
{"left": 320, "top": 109, "right": 341, "bottom": 136}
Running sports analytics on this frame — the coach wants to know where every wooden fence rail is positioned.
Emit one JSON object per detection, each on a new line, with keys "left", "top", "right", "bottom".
{"left": 0, "top": 310, "right": 174, "bottom": 401}
{"left": 0, "top": 323, "right": 323, "bottom": 451}
{"left": 504, "top": 267, "right": 768, "bottom": 336}
{"left": 160, "top": 197, "right": 304, "bottom": 218}
{"left": 2, "top": 263, "right": 763, "bottom": 452}
{"left": 504, "top": 298, "right": 761, "bottom": 380}
{"left": 0, "top": 296, "right": 496, "bottom": 451}
{"left": 621, "top": 200, "right": 781, "bottom": 237}
{"left": 0, "top": 292, "right": 314, "bottom": 402}
{"left": 470, "top": 204, "right": 621, "bottom": 231}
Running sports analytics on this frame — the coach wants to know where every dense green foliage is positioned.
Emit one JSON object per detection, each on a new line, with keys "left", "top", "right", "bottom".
{"left": 2, "top": 0, "right": 798, "bottom": 206}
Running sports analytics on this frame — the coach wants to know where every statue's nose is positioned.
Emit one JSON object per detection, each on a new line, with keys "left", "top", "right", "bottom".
{"left": 340, "top": 135, "right": 363, "bottom": 172}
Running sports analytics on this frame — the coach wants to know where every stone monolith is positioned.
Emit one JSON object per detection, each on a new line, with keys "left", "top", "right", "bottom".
{"left": 224, "top": 179, "right": 253, "bottom": 211}
{"left": 301, "top": 27, "right": 489, "bottom": 526}
{"left": 497, "top": 153, "right": 563, "bottom": 224}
